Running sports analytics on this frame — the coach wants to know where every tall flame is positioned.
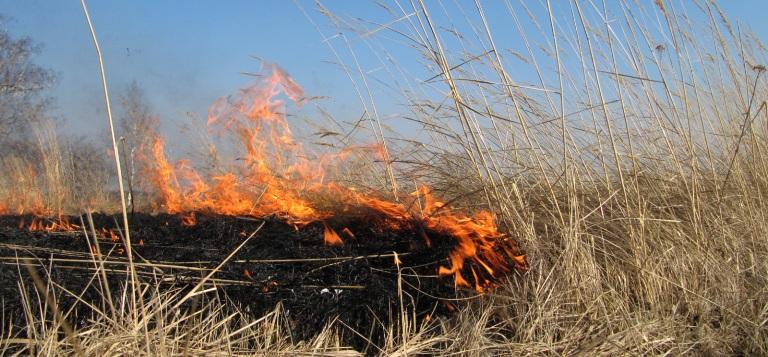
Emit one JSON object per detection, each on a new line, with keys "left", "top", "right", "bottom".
{"left": 147, "top": 62, "right": 324, "bottom": 225}
{"left": 143, "top": 63, "right": 527, "bottom": 290}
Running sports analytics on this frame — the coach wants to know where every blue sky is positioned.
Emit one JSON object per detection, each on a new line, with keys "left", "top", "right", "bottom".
{"left": 1, "top": 1, "right": 768, "bottom": 147}
{"left": 0, "top": 1, "right": 362, "bottom": 139}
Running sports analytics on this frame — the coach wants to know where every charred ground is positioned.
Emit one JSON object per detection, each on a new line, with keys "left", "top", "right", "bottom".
{"left": 0, "top": 212, "right": 507, "bottom": 350}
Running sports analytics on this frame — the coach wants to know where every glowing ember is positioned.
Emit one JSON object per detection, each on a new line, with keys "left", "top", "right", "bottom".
{"left": 341, "top": 227, "right": 355, "bottom": 240}
{"left": 181, "top": 212, "right": 197, "bottom": 226}
{"left": 100, "top": 228, "right": 120, "bottom": 242}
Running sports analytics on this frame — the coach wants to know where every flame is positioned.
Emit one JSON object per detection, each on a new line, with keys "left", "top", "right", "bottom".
{"left": 0, "top": 62, "right": 526, "bottom": 291}
{"left": 323, "top": 223, "right": 344, "bottom": 246}
{"left": 140, "top": 63, "right": 526, "bottom": 290}
{"left": 99, "top": 228, "right": 120, "bottom": 242}
{"left": 341, "top": 227, "right": 355, "bottom": 239}
{"left": 181, "top": 212, "right": 197, "bottom": 226}
{"left": 145, "top": 64, "right": 323, "bottom": 225}
{"left": 24, "top": 214, "right": 80, "bottom": 232}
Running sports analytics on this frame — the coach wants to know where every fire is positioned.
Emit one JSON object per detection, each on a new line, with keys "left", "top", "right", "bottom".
{"left": 181, "top": 212, "right": 197, "bottom": 226}
{"left": 22, "top": 214, "right": 80, "bottom": 232}
{"left": 323, "top": 223, "right": 344, "bottom": 246}
{"left": 137, "top": 62, "right": 526, "bottom": 290}
{"left": 342, "top": 187, "right": 526, "bottom": 291}
{"left": 100, "top": 228, "right": 120, "bottom": 242}
{"left": 144, "top": 62, "right": 324, "bottom": 226}
{"left": 0, "top": 62, "right": 526, "bottom": 291}
{"left": 341, "top": 227, "right": 355, "bottom": 240}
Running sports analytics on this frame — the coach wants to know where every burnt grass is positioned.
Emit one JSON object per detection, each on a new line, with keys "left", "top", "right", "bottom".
{"left": 0, "top": 212, "right": 486, "bottom": 351}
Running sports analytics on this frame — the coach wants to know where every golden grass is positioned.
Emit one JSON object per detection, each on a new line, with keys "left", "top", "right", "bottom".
{"left": 2, "top": 0, "right": 768, "bottom": 355}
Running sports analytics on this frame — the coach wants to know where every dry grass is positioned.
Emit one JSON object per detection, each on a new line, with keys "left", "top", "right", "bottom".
{"left": 2, "top": 0, "right": 768, "bottom": 355}
{"left": 0, "top": 120, "right": 114, "bottom": 215}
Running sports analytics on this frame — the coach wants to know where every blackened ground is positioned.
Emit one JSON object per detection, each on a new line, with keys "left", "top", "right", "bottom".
{"left": 0, "top": 213, "right": 483, "bottom": 351}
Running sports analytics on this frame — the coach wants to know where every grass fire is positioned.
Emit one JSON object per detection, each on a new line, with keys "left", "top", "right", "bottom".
{"left": 1, "top": 63, "right": 528, "bottom": 352}
{"left": 1, "top": 0, "right": 768, "bottom": 355}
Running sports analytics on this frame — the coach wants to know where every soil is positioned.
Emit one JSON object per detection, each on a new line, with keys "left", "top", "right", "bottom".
{"left": 0, "top": 212, "right": 501, "bottom": 351}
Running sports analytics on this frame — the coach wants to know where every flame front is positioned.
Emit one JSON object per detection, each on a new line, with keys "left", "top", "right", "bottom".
{"left": 147, "top": 63, "right": 324, "bottom": 225}
{"left": 21, "top": 214, "right": 79, "bottom": 232}
{"left": 141, "top": 63, "right": 526, "bottom": 290}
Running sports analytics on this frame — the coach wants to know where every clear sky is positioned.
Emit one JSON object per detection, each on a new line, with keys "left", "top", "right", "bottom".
{"left": 1, "top": 1, "right": 768, "bottom": 146}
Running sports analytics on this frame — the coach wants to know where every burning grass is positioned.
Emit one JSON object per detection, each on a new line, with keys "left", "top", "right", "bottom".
{"left": 2, "top": 0, "right": 768, "bottom": 355}
{"left": 2, "top": 62, "right": 527, "bottom": 293}
{"left": 137, "top": 63, "right": 527, "bottom": 292}
{"left": 0, "top": 62, "right": 528, "bottom": 354}
{"left": 0, "top": 212, "right": 494, "bottom": 350}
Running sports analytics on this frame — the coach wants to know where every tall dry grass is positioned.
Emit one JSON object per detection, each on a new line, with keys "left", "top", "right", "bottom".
{"left": 0, "top": 118, "right": 113, "bottom": 215}
{"left": 2, "top": 0, "right": 767, "bottom": 355}
{"left": 302, "top": 0, "right": 768, "bottom": 354}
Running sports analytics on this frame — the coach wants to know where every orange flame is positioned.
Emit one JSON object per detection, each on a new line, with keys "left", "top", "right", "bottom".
{"left": 341, "top": 227, "right": 355, "bottom": 240}
{"left": 24, "top": 214, "right": 80, "bottom": 232}
{"left": 138, "top": 63, "right": 526, "bottom": 290}
{"left": 323, "top": 223, "right": 344, "bottom": 246}
{"left": 181, "top": 212, "right": 197, "bottom": 226}
{"left": 99, "top": 228, "right": 120, "bottom": 242}
{"left": 146, "top": 65, "right": 323, "bottom": 225}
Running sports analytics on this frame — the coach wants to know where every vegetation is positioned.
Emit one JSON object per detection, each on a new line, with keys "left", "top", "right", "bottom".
{"left": 2, "top": 0, "right": 768, "bottom": 355}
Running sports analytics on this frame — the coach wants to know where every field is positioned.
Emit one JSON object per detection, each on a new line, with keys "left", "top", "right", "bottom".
{"left": 1, "top": 0, "right": 767, "bottom": 355}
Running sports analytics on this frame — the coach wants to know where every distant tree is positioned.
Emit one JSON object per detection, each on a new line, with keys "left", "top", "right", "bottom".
{"left": 119, "top": 81, "right": 160, "bottom": 210}
{"left": 0, "top": 16, "right": 55, "bottom": 143}
{"left": 120, "top": 81, "right": 159, "bottom": 151}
